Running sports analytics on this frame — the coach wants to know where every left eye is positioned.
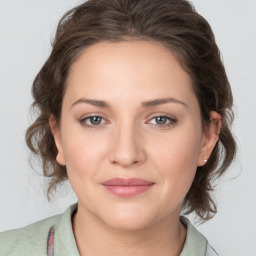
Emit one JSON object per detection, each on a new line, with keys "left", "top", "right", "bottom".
{"left": 148, "top": 116, "right": 177, "bottom": 126}
{"left": 80, "top": 116, "right": 106, "bottom": 126}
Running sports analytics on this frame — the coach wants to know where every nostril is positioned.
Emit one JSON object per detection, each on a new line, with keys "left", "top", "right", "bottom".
{"left": 108, "top": 128, "right": 146, "bottom": 167}
{"left": 110, "top": 151, "right": 143, "bottom": 167}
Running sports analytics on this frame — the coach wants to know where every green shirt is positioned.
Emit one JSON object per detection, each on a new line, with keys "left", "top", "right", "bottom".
{"left": 0, "top": 204, "right": 217, "bottom": 256}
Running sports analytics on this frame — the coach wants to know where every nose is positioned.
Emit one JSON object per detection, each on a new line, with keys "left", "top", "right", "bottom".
{"left": 108, "top": 121, "right": 146, "bottom": 168}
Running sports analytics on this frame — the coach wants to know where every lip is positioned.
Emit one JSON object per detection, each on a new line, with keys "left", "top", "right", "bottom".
{"left": 102, "top": 178, "right": 155, "bottom": 197}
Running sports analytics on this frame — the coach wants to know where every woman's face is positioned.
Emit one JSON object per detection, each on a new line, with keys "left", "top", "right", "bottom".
{"left": 51, "top": 40, "right": 218, "bottom": 230}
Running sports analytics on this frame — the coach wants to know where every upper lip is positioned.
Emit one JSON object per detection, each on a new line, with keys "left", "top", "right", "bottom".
{"left": 102, "top": 178, "right": 154, "bottom": 186}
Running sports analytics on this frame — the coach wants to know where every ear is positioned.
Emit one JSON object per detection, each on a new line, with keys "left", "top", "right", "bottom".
{"left": 197, "top": 111, "right": 221, "bottom": 166}
{"left": 49, "top": 114, "right": 66, "bottom": 166}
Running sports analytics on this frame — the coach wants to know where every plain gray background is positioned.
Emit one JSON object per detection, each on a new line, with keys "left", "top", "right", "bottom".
{"left": 0, "top": 1, "right": 255, "bottom": 255}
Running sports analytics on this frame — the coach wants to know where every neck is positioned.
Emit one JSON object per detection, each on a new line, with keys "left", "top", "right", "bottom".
{"left": 72, "top": 204, "right": 187, "bottom": 256}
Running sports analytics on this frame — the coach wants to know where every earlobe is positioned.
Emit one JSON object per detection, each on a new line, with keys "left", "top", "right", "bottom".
{"left": 49, "top": 115, "right": 66, "bottom": 166}
{"left": 197, "top": 111, "right": 221, "bottom": 166}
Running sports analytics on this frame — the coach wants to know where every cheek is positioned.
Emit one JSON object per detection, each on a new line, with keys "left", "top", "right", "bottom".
{"left": 60, "top": 127, "right": 110, "bottom": 180}
{"left": 152, "top": 127, "right": 202, "bottom": 170}
{"left": 61, "top": 136, "right": 104, "bottom": 200}
{"left": 150, "top": 126, "right": 202, "bottom": 200}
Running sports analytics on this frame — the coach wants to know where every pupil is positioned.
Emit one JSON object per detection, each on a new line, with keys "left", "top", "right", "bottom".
{"left": 156, "top": 116, "right": 167, "bottom": 125}
{"left": 90, "top": 116, "right": 102, "bottom": 125}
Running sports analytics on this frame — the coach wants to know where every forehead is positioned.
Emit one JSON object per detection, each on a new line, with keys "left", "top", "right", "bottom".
{"left": 65, "top": 40, "right": 196, "bottom": 106}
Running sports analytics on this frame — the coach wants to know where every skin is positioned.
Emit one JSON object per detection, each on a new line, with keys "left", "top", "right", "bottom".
{"left": 50, "top": 40, "right": 221, "bottom": 256}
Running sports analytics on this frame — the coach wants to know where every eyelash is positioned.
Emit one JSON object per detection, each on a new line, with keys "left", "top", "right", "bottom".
{"left": 79, "top": 116, "right": 109, "bottom": 130}
{"left": 146, "top": 116, "right": 177, "bottom": 128}
{"left": 79, "top": 115, "right": 177, "bottom": 129}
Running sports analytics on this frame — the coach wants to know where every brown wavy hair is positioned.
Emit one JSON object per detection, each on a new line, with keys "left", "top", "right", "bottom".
{"left": 26, "top": 0, "right": 236, "bottom": 220}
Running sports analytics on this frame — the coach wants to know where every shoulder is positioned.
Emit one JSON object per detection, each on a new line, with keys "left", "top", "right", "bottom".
{"left": 0, "top": 213, "right": 61, "bottom": 256}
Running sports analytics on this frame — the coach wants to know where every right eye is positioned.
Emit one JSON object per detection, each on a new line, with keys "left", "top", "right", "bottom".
{"left": 80, "top": 116, "right": 108, "bottom": 128}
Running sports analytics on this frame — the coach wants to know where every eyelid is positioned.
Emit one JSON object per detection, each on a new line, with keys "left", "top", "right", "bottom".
{"left": 79, "top": 114, "right": 110, "bottom": 129}
{"left": 145, "top": 114, "right": 177, "bottom": 128}
{"left": 78, "top": 113, "right": 177, "bottom": 130}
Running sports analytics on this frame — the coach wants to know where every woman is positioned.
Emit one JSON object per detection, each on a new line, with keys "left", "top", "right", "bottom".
{"left": 0, "top": 0, "right": 236, "bottom": 255}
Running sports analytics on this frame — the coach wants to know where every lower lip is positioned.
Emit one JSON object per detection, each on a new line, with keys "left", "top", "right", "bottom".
{"left": 103, "top": 184, "right": 154, "bottom": 197}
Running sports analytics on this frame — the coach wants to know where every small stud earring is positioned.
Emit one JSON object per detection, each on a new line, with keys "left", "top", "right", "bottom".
{"left": 203, "top": 157, "right": 208, "bottom": 163}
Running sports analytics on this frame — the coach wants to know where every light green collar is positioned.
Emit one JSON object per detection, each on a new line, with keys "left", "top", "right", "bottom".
{"left": 180, "top": 216, "right": 207, "bottom": 256}
{"left": 54, "top": 205, "right": 207, "bottom": 256}
{"left": 54, "top": 204, "right": 80, "bottom": 256}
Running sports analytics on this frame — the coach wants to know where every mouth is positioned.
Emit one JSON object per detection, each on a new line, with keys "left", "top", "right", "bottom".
{"left": 101, "top": 178, "right": 155, "bottom": 197}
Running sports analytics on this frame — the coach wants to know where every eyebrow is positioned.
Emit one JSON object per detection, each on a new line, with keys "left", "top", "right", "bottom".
{"left": 141, "top": 98, "right": 188, "bottom": 108}
{"left": 72, "top": 98, "right": 110, "bottom": 108}
{"left": 71, "top": 97, "right": 188, "bottom": 108}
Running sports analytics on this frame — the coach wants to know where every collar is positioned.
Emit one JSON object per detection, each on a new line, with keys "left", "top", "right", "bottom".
{"left": 53, "top": 204, "right": 207, "bottom": 256}
{"left": 54, "top": 204, "right": 80, "bottom": 256}
{"left": 180, "top": 216, "right": 208, "bottom": 256}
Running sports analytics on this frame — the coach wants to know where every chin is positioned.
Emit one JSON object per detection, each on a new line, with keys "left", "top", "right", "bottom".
{"left": 98, "top": 206, "right": 159, "bottom": 231}
{"left": 105, "top": 215, "right": 153, "bottom": 231}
